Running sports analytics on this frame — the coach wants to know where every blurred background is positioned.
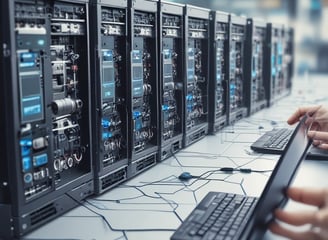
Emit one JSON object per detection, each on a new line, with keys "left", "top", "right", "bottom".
{"left": 167, "top": 0, "right": 328, "bottom": 76}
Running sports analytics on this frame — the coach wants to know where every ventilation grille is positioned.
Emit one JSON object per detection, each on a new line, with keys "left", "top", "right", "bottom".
{"left": 30, "top": 203, "right": 57, "bottom": 226}
{"left": 101, "top": 167, "right": 127, "bottom": 190}
{"left": 136, "top": 154, "right": 156, "bottom": 172}
{"left": 189, "top": 129, "right": 206, "bottom": 143}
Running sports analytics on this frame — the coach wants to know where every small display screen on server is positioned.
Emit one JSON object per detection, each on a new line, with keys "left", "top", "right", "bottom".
{"left": 132, "top": 50, "right": 144, "bottom": 98}
{"left": 187, "top": 47, "right": 195, "bottom": 83}
{"left": 102, "top": 50, "right": 115, "bottom": 100}
{"left": 19, "top": 52, "right": 44, "bottom": 123}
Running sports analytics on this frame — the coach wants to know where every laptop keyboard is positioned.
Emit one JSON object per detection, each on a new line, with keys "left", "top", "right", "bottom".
{"left": 263, "top": 128, "right": 293, "bottom": 150}
{"left": 171, "top": 192, "right": 258, "bottom": 240}
{"left": 250, "top": 128, "right": 293, "bottom": 154}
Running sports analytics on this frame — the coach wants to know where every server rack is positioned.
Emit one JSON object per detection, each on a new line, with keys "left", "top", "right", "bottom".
{"left": 183, "top": 5, "right": 210, "bottom": 147}
{"left": 90, "top": 0, "right": 129, "bottom": 194}
{"left": 0, "top": 0, "right": 94, "bottom": 238}
{"left": 244, "top": 18, "right": 267, "bottom": 116}
{"left": 227, "top": 14, "right": 248, "bottom": 124}
{"left": 127, "top": 0, "right": 159, "bottom": 178}
{"left": 265, "top": 23, "right": 286, "bottom": 107}
{"left": 158, "top": 1, "right": 184, "bottom": 160}
{"left": 209, "top": 11, "right": 229, "bottom": 134}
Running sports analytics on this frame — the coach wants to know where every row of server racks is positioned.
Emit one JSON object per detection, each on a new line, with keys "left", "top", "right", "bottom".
{"left": 0, "top": 0, "right": 294, "bottom": 238}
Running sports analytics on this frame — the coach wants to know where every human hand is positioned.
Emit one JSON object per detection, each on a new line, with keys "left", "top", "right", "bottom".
{"left": 287, "top": 105, "right": 328, "bottom": 150}
{"left": 270, "top": 187, "right": 328, "bottom": 240}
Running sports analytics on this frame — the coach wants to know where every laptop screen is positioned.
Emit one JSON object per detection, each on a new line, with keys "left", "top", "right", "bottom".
{"left": 245, "top": 115, "right": 313, "bottom": 238}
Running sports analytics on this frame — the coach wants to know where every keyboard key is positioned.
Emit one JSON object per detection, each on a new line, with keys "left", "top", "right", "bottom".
{"left": 215, "top": 236, "right": 225, "bottom": 240}
{"left": 203, "top": 231, "right": 217, "bottom": 240}
{"left": 198, "top": 228, "right": 206, "bottom": 236}
{"left": 188, "top": 228, "right": 197, "bottom": 236}
{"left": 228, "top": 229, "right": 237, "bottom": 236}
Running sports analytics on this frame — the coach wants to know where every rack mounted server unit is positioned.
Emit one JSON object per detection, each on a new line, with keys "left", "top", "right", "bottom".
{"left": 244, "top": 18, "right": 267, "bottom": 116}
{"left": 90, "top": 0, "right": 129, "bottom": 194}
{"left": 265, "top": 23, "right": 286, "bottom": 107}
{"left": 209, "top": 11, "right": 229, "bottom": 134}
{"left": 127, "top": 0, "right": 159, "bottom": 177}
{"left": 183, "top": 5, "right": 210, "bottom": 147}
{"left": 227, "top": 14, "right": 248, "bottom": 124}
{"left": 284, "top": 26, "right": 294, "bottom": 91}
{"left": 0, "top": 0, "right": 94, "bottom": 238}
{"left": 158, "top": 1, "right": 184, "bottom": 160}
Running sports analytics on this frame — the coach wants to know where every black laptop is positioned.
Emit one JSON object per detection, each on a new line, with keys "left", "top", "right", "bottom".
{"left": 250, "top": 127, "right": 328, "bottom": 160}
{"left": 171, "top": 115, "right": 312, "bottom": 240}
